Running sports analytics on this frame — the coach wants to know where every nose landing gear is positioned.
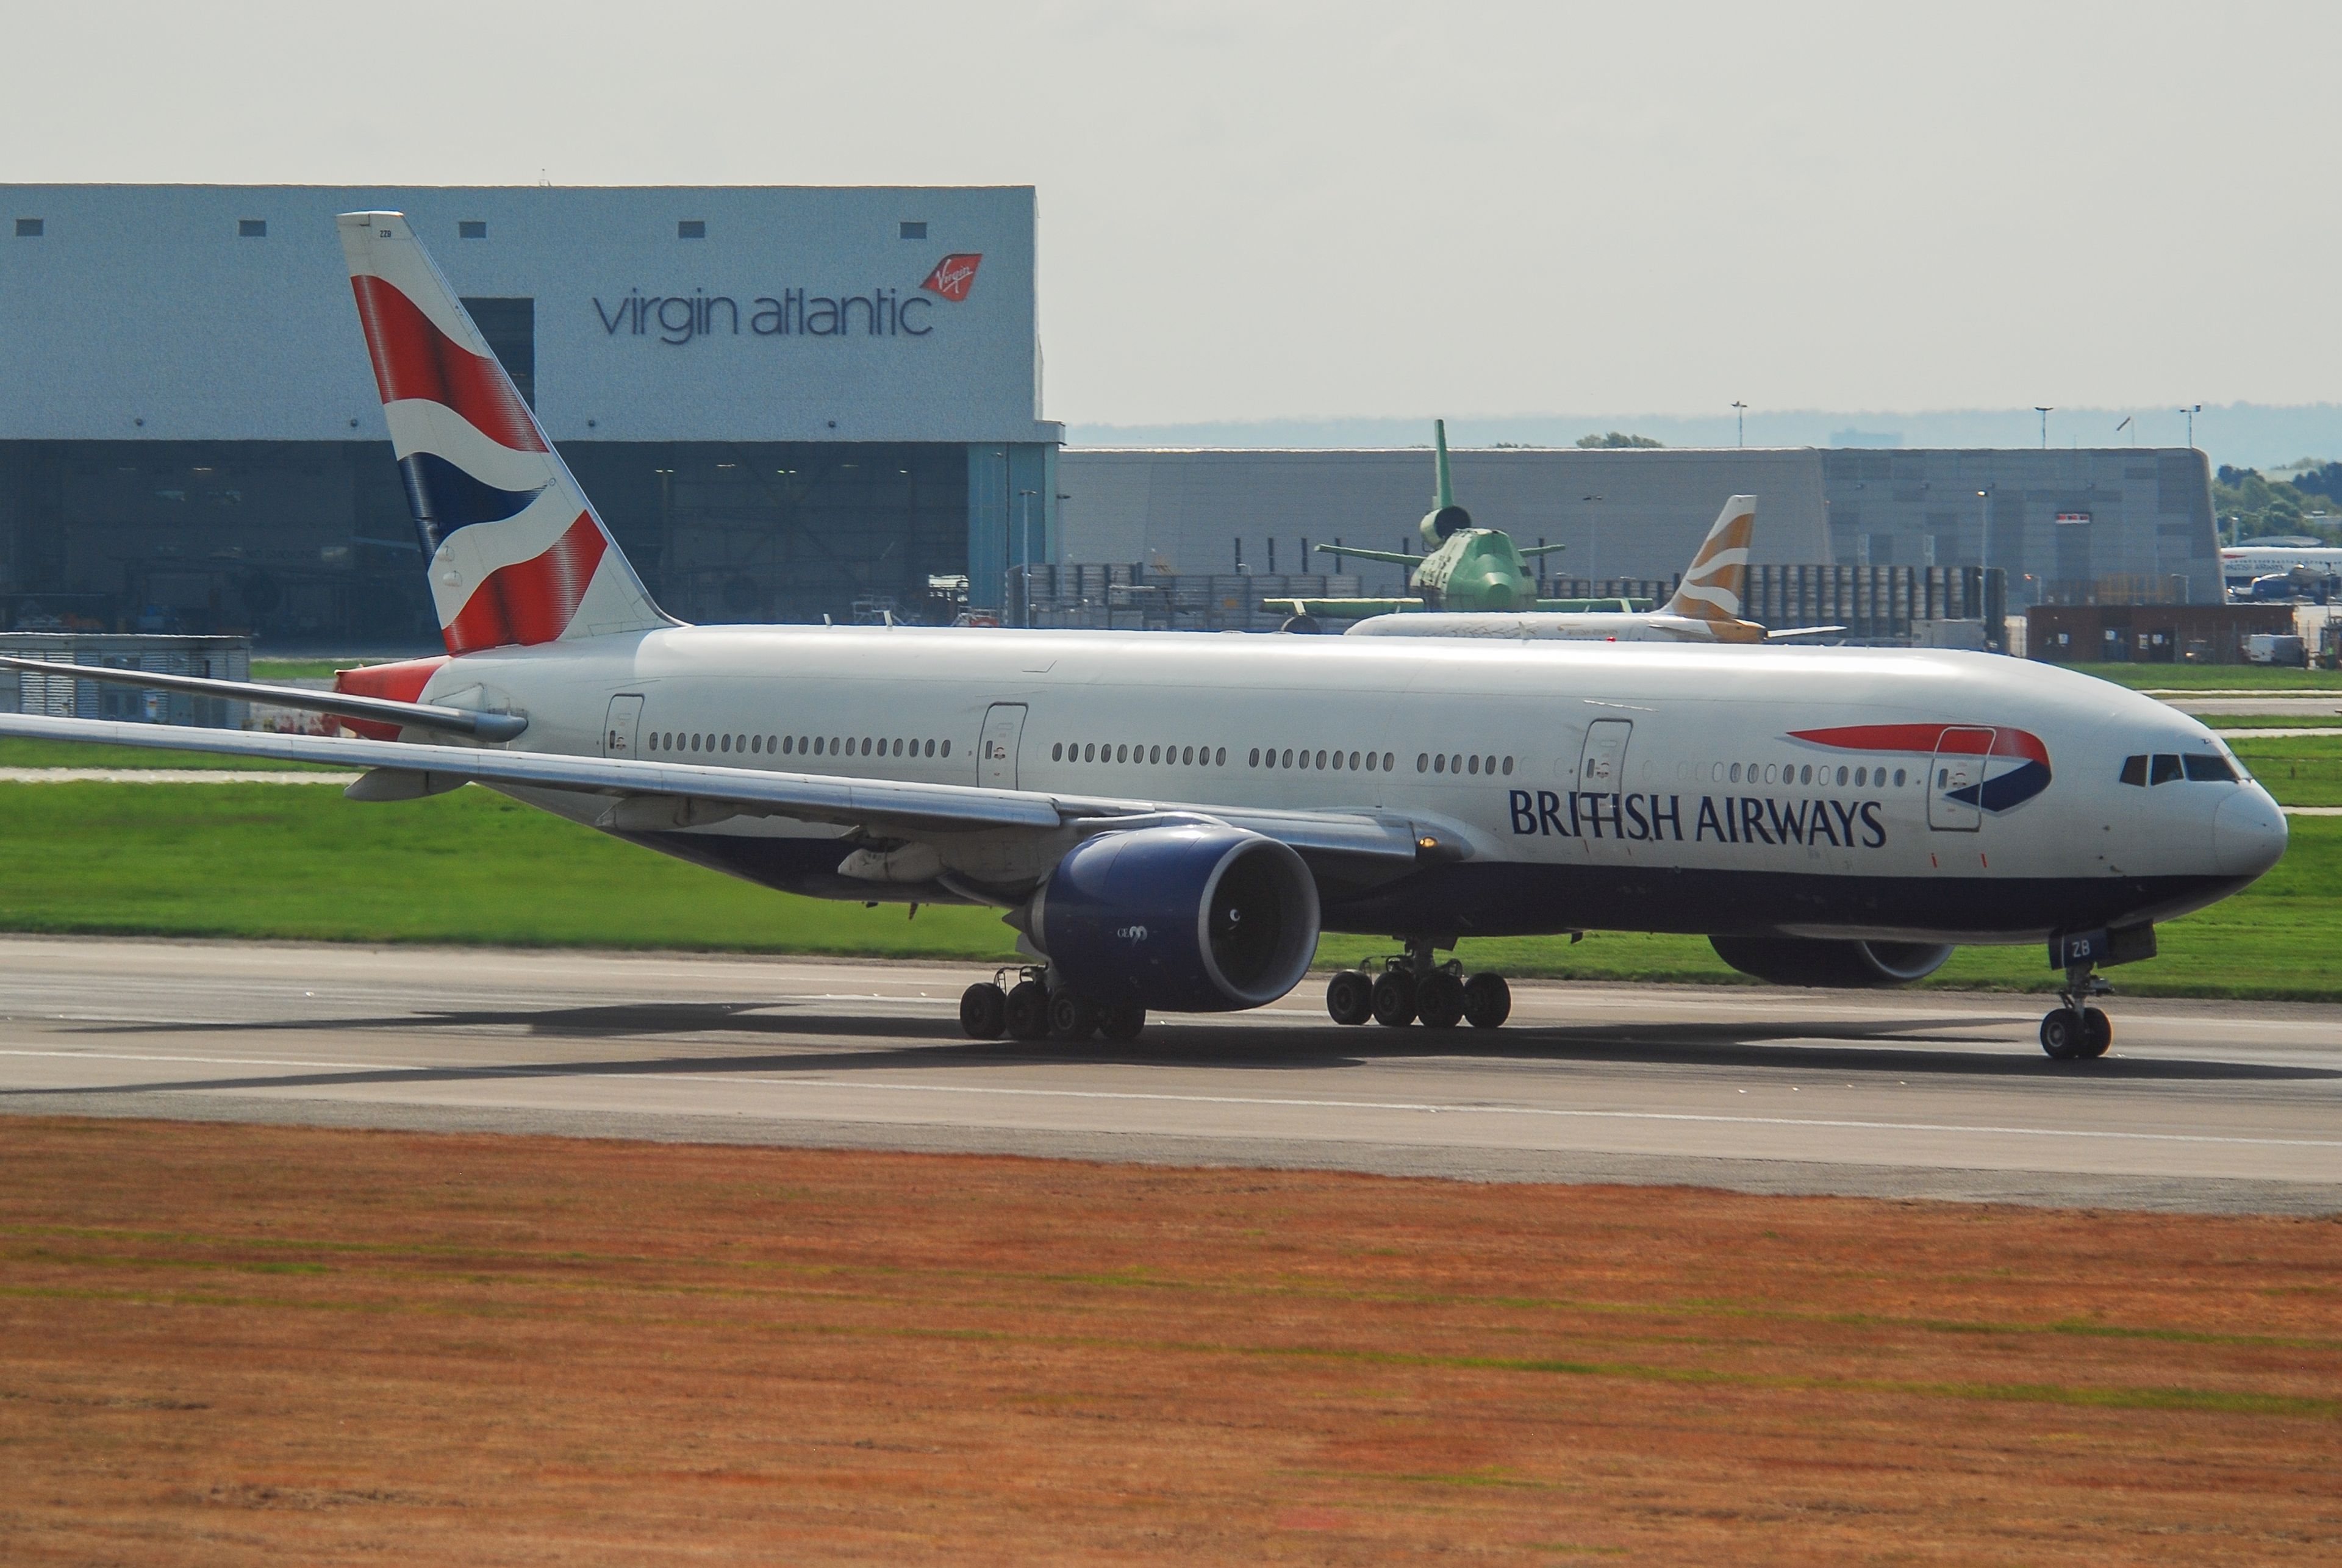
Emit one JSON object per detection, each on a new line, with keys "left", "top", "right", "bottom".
{"left": 2039, "top": 961, "right": 2113, "bottom": 1061}
{"left": 1325, "top": 938, "right": 1511, "bottom": 1030}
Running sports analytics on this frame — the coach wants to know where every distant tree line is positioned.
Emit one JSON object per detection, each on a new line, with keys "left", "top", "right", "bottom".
{"left": 2214, "top": 462, "right": 2342, "bottom": 544}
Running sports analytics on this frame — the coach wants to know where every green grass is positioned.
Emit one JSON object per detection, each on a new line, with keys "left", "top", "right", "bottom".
{"left": 0, "top": 782, "right": 2333, "bottom": 1000}
{"left": 0, "top": 738, "right": 330, "bottom": 771}
{"left": 251, "top": 657, "right": 422, "bottom": 681}
{"left": 2046, "top": 662, "right": 2342, "bottom": 692}
{"left": 2230, "top": 736, "right": 2342, "bottom": 806}
{"left": 2202, "top": 713, "right": 2342, "bottom": 729}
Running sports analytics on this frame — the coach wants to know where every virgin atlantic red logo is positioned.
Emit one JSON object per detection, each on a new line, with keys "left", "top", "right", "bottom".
{"left": 920, "top": 254, "right": 982, "bottom": 302}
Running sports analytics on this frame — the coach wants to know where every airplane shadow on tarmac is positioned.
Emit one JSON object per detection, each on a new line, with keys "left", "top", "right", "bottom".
{"left": 27, "top": 998, "right": 2337, "bottom": 1098}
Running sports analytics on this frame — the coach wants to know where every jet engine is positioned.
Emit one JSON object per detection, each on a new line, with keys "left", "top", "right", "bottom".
{"left": 1029, "top": 825, "right": 1321, "bottom": 1011}
{"left": 1707, "top": 936, "right": 1954, "bottom": 989}
{"left": 1419, "top": 503, "right": 1474, "bottom": 546}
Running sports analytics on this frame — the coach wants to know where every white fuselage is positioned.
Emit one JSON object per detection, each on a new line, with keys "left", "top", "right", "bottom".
{"left": 411, "top": 626, "right": 2283, "bottom": 947}
{"left": 1345, "top": 610, "right": 1749, "bottom": 643}
{"left": 2222, "top": 545, "right": 2342, "bottom": 585}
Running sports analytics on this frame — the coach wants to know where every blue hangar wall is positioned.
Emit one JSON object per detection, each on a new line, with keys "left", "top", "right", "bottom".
{"left": 0, "top": 184, "right": 1061, "bottom": 645}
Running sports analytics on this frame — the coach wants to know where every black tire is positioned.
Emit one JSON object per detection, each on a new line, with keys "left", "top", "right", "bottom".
{"left": 1048, "top": 988, "right": 1095, "bottom": 1040}
{"left": 959, "top": 982, "right": 1006, "bottom": 1040}
{"left": 1100, "top": 999, "right": 1146, "bottom": 1041}
{"left": 1004, "top": 980, "right": 1050, "bottom": 1042}
{"left": 2082, "top": 1006, "right": 2112, "bottom": 1058}
{"left": 1325, "top": 970, "right": 1374, "bottom": 1026}
{"left": 2039, "top": 1008, "right": 2083, "bottom": 1061}
{"left": 1417, "top": 972, "right": 1465, "bottom": 1030}
{"left": 1461, "top": 972, "right": 1511, "bottom": 1029}
{"left": 1369, "top": 970, "right": 1417, "bottom": 1028}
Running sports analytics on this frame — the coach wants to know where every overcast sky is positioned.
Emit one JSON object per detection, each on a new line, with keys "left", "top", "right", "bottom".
{"left": 9, "top": 1, "right": 2337, "bottom": 427}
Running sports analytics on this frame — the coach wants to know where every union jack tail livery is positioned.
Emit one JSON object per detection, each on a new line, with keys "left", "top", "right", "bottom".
{"left": 338, "top": 212, "right": 669, "bottom": 656}
{"left": 1661, "top": 495, "right": 1756, "bottom": 625}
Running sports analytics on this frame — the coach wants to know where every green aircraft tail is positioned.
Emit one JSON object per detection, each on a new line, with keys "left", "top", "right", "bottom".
{"left": 1433, "top": 418, "right": 1452, "bottom": 509}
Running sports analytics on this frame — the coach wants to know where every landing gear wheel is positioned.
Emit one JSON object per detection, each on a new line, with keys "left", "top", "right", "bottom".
{"left": 1100, "top": 999, "right": 1147, "bottom": 1042}
{"left": 2038, "top": 1008, "right": 2085, "bottom": 1061}
{"left": 2082, "top": 1006, "right": 2112, "bottom": 1058}
{"left": 1325, "top": 970, "right": 1374, "bottom": 1026}
{"left": 1416, "top": 971, "right": 1466, "bottom": 1030}
{"left": 959, "top": 982, "right": 1006, "bottom": 1040}
{"left": 1004, "top": 980, "right": 1050, "bottom": 1042}
{"left": 1461, "top": 973, "right": 1511, "bottom": 1029}
{"left": 1369, "top": 970, "right": 1417, "bottom": 1028}
{"left": 1048, "top": 988, "right": 1097, "bottom": 1040}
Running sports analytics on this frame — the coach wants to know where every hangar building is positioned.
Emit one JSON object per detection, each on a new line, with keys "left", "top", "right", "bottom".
{"left": 0, "top": 184, "right": 1060, "bottom": 644}
{"left": 1058, "top": 445, "right": 2224, "bottom": 608}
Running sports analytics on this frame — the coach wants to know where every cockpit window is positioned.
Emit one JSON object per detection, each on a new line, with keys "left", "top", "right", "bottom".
{"left": 2119, "top": 754, "right": 2147, "bottom": 787}
{"left": 2149, "top": 754, "right": 2183, "bottom": 786}
{"left": 2183, "top": 754, "right": 2237, "bottom": 782}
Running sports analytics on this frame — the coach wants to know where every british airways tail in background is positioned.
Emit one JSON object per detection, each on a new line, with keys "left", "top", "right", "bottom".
{"left": 338, "top": 212, "right": 670, "bottom": 654}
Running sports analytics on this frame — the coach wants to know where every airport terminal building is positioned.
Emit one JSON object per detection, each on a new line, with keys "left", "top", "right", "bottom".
{"left": 1056, "top": 445, "right": 2225, "bottom": 610}
{"left": 0, "top": 184, "right": 1060, "bottom": 644}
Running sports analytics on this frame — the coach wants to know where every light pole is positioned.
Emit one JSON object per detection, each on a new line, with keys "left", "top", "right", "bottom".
{"left": 1017, "top": 488, "right": 1037, "bottom": 629}
{"left": 2035, "top": 407, "right": 2054, "bottom": 449}
{"left": 2180, "top": 403, "right": 2202, "bottom": 449}
{"left": 1582, "top": 495, "right": 1605, "bottom": 590}
{"left": 1731, "top": 401, "right": 1747, "bottom": 448}
{"left": 1977, "top": 487, "right": 1991, "bottom": 577}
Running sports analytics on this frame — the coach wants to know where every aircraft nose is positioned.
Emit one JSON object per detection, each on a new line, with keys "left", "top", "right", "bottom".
{"left": 2213, "top": 787, "right": 2288, "bottom": 878}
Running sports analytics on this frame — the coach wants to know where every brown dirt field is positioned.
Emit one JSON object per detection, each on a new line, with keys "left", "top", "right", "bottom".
{"left": 0, "top": 1119, "right": 2336, "bottom": 1565}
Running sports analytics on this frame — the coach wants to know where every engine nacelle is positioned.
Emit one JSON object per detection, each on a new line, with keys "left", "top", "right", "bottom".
{"left": 1031, "top": 826, "right": 1321, "bottom": 1012}
{"left": 1708, "top": 936, "right": 1954, "bottom": 989}
{"left": 1419, "top": 503, "right": 1474, "bottom": 546}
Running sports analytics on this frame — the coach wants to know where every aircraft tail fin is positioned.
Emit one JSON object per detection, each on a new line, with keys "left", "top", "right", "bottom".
{"left": 1662, "top": 495, "right": 1756, "bottom": 623}
{"left": 1433, "top": 418, "right": 1453, "bottom": 509}
{"left": 337, "top": 212, "right": 671, "bottom": 656}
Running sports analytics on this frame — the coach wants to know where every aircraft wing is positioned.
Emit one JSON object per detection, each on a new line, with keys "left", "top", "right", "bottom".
{"left": 0, "top": 712, "right": 1452, "bottom": 872}
{"left": 0, "top": 654, "right": 526, "bottom": 741}
{"left": 1762, "top": 625, "right": 1847, "bottom": 640}
{"left": 1262, "top": 598, "right": 1425, "bottom": 618}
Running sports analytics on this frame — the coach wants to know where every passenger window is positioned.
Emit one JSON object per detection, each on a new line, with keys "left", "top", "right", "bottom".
{"left": 1366, "top": 753, "right": 1379, "bottom": 771}
{"left": 2150, "top": 754, "right": 2182, "bottom": 786}
{"left": 1728, "top": 762, "right": 1741, "bottom": 782}
{"left": 1434, "top": 754, "right": 1446, "bottom": 773}
{"left": 1417, "top": 754, "right": 1429, "bottom": 773}
{"left": 940, "top": 740, "right": 950, "bottom": 757}
{"left": 1893, "top": 768, "right": 1906, "bottom": 787}
{"left": 1383, "top": 753, "right": 1394, "bottom": 771}
{"left": 1052, "top": 742, "right": 1063, "bottom": 761}
{"left": 1215, "top": 748, "right": 1227, "bottom": 765}
{"left": 2183, "top": 754, "right": 2236, "bottom": 782}
{"left": 2119, "top": 754, "right": 2147, "bottom": 787}
{"left": 1282, "top": 750, "right": 1294, "bottom": 767}
{"left": 1182, "top": 746, "right": 1194, "bottom": 765}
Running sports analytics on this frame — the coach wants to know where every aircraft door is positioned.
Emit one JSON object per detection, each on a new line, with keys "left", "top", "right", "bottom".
{"left": 604, "top": 694, "right": 644, "bottom": 759}
{"left": 1575, "top": 718, "right": 1635, "bottom": 854}
{"left": 1927, "top": 727, "right": 1993, "bottom": 831}
{"left": 978, "top": 703, "right": 1028, "bottom": 789}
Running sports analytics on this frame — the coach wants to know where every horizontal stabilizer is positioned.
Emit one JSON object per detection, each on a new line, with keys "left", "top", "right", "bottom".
{"left": 1264, "top": 598, "right": 1426, "bottom": 618}
{"left": 1314, "top": 543, "right": 1421, "bottom": 567}
{"left": 0, "top": 655, "right": 527, "bottom": 742}
{"left": 1763, "top": 625, "right": 1847, "bottom": 640}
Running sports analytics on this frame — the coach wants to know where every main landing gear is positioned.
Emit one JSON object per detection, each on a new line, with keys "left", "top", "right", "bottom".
{"left": 959, "top": 967, "right": 1145, "bottom": 1044}
{"left": 1325, "top": 939, "right": 1511, "bottom": 1031}
{"left": 2038, "top": 959, "right": 2113, "bottom": 1061}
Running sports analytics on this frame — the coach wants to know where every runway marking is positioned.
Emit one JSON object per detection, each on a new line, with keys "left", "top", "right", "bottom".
{"left": 3, "top": 1048, "right": 2338, "bottom": 1151}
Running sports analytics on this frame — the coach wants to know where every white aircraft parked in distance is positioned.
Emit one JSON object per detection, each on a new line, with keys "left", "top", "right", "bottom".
{"left": 0, "top": 214, "right": 2291, "bottom": 1059}
{"left": 1345, "top": 496, "right": 1845, "bottom": 645}
{"left": 2221, "top": 539, "right": 2342, "bottom": 592}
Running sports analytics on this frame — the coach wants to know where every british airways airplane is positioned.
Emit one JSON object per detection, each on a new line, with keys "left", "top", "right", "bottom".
{"left": 0, "top": 215, "right": 2291, "bottom": 1060}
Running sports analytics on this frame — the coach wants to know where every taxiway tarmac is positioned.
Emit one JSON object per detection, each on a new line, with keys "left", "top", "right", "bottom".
{"left": 0, "top": 936, "right": 2334, "bottom": 1215}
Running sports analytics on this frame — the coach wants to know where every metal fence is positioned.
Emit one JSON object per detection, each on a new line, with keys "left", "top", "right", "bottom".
{"left": 0, "top": 634, "right": 252, "bottom": 728}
